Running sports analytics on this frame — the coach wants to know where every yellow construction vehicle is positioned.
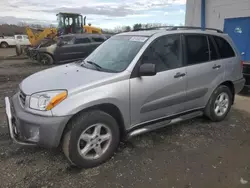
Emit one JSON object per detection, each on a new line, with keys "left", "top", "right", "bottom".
{"left": 25, "top": 13, "right": 102, "bottom": 47}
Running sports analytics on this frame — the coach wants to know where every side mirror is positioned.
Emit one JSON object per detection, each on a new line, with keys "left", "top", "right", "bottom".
{"left": 139, "top": 63, "right": 156, "bottom": 76}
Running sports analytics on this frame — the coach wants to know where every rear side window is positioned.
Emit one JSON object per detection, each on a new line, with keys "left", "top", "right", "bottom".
{"left": 213, "top": 36, "right": 235, "bottom": 58}
{"left": 185, "top": 35, "right": 209, "bottom": 65}
{"left": 92, "top": 37, "right": 105, "bottom": 42}
{"left": 75, "top": 38, "right": 91, "bottom": 44}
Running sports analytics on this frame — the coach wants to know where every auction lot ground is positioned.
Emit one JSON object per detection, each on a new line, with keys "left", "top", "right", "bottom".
{"left": 1, "top": 51, "right": 250, "bottom": 188}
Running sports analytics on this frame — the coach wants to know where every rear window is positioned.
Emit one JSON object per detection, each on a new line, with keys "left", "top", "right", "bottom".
{"left": 213, "top": 36, "right": 235, "bottom": 58}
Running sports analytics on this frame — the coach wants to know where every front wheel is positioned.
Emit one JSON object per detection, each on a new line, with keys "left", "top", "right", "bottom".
{"left": 40, "top": 53, "right": 54, "bottom": 65}
{"left": 205, "top": 85, "right": 233, "bottom": 122}
{"left": 62, "top": 110, "right": 120, "bottom": 168}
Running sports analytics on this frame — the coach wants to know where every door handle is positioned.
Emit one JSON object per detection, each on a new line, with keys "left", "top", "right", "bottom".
{"left": 174, "top": 72, "right": 186, "bottom": 78}
{"left": 212, "top": 64, "right": 221, "bottom": 69}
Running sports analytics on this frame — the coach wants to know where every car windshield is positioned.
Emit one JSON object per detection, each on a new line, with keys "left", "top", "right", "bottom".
{"left": 83, "top": 35, "right": 148, "bottom": 72}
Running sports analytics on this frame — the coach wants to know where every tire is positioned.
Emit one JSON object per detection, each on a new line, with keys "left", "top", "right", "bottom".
{"left": 1, "top": 42, "right": 8, "bottom": 48}
{"left": 62, "top": 110, "right": 120, "bottom": 168}
{"left": 40, "top": 53, "right": 54, "bottom": 65}
{"left": 205, "top": 85, "right": 233, "bottom": 122}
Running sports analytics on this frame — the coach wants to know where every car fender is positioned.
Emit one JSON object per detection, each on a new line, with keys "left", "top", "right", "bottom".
{"left": 51, "top": 79, "right": 131, "bottom": 128}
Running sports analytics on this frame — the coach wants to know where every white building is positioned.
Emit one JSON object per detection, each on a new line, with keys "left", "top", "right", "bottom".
{"left": 185, "top": 0, "right": 250, "bottom": 60}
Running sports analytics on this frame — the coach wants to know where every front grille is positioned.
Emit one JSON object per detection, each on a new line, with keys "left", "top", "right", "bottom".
{"left": 19, "top": 90, "right": 26, "bottom": 106}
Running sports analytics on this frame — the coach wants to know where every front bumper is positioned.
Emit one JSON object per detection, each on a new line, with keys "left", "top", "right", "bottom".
{"left": 5, "top": 94, "right": 71, "bottom": 148}
{"left": 26, "top": 47, "right": 40, "bottom": 61}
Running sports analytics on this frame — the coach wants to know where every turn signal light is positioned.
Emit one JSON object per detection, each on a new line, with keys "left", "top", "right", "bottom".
{"left": 46, "top": 91, "right": 67, "bottom": 110}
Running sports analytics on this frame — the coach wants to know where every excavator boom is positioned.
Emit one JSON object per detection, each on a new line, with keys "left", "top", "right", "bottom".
{"left": 26, "top": 27, "right": 57, "bottom": 47}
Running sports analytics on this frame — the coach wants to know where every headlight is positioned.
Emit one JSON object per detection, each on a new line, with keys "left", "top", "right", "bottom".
{"left": 29, "top": 90, "right": 67, "bottom": 111}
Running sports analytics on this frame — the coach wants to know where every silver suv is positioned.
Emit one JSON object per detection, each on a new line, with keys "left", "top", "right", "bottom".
{"left": 5, "top": 27, "right": 245, "bottom": 168}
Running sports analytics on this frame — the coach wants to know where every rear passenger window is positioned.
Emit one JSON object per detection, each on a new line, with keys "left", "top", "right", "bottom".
{"left": 213, "top": 36, "right": 235, "bottom": 58}
{"left": 185, "top": 35, "right": 209, "bottom": 65}
{"left": 142, "top": 34, "right": 182, "bottom": 72}
{"left": 92, "top": 37, "right": 105, "bottom": 42}
{"left": 208, "top": 36, "right": 218, "bottom": 61}
{"left": 75, "top": 38, "right": 91, "bottom": 44}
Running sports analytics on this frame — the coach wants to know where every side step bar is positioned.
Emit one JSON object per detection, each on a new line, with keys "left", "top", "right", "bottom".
{"left": 127, "top": 110, "right": 203, "bottom": 138}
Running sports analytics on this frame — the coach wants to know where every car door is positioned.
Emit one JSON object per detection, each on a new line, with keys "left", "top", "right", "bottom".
{"left": 183, "top": 34, "right": 224, "bottom": 111}
{"left": 130, "top": 34, "right": 187, "bottom": 126}
{"left": 55, "top": 36, "right": 77, "bottom": 63}
{"left": 73, "top": 37, "right": 93, "bottom": 59}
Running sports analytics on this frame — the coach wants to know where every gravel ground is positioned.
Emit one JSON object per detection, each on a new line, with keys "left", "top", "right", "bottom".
{"left": 1, "top": 58, "right": 250, "bottom": 188}
{"left": 0, "top": 48, "right": 16, "bottom": 58}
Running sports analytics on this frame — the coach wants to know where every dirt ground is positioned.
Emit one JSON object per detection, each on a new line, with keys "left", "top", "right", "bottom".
{"left": 1, "top": 55, "right": 250, "bottom": 188}
{"left": 0, "top": 48, "right": 16, "bottom": 58}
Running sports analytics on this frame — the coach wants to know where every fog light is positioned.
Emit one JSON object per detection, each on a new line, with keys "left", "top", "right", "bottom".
{"left": 27, "top": 126, "right": 40, "bottom": 142}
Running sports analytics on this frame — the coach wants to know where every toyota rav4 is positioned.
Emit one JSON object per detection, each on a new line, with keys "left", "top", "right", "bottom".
{"left": 5, "top": 26, "right": 245, "bottom": 168}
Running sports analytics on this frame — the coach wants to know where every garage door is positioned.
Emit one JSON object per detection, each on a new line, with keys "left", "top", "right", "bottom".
{"left": 224, "top": 17, "right": 250, "bottom": 61}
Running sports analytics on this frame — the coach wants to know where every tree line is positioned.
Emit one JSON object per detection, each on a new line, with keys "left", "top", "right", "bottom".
{"left": 0, "top": 22, "right": 184, "bottom": 36}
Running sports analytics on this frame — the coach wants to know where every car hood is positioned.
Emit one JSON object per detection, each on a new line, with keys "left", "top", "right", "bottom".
{"left": 20, "top": 62, "right": 117, "bottom": 95}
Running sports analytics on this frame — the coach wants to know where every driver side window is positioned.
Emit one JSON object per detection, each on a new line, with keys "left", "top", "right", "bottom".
{"left": 141, "top": 34, "right": 182, "bottom": 72}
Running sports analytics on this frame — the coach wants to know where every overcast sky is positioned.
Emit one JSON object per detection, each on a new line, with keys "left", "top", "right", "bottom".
{"left": 0, "top": 0, "right": 186, "bottom": 29}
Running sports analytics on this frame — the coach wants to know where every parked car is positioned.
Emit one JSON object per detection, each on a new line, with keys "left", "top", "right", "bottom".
{"left": 28, "top": 34, "right": 107, "bottom": 65}
{"left": 0, "top": 35, "right": 30, "bottom": 48}
{"left": 5, "top": 27, "right": 245, "bottom": 168}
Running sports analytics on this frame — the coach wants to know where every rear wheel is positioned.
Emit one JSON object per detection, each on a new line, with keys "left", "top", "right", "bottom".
{"left": 62, "top": 110, "right": 120, "bottom": 168}
{"left": 0, "top": 42, "right": 8, "bottom": 48}
{"left": 205, "top": 85, "right": 232, "bottom": 122}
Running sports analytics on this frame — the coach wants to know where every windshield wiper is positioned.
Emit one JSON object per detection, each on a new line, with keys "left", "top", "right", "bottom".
{"left": 80, "top": 60, "right": 103, "bottom": 71}
{"left": 80, "top": 60, "right": 118, "bottom": 73}
{"left": 85, "top": 61, "right": 103, "bottom": 70}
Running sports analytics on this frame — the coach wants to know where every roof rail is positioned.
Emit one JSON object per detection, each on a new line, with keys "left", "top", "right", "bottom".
{"left": 132, "top": 26, "right": 172, "bottom": 32}
{"left": 169, "top": 26, "right": 223, "bottom": 33}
